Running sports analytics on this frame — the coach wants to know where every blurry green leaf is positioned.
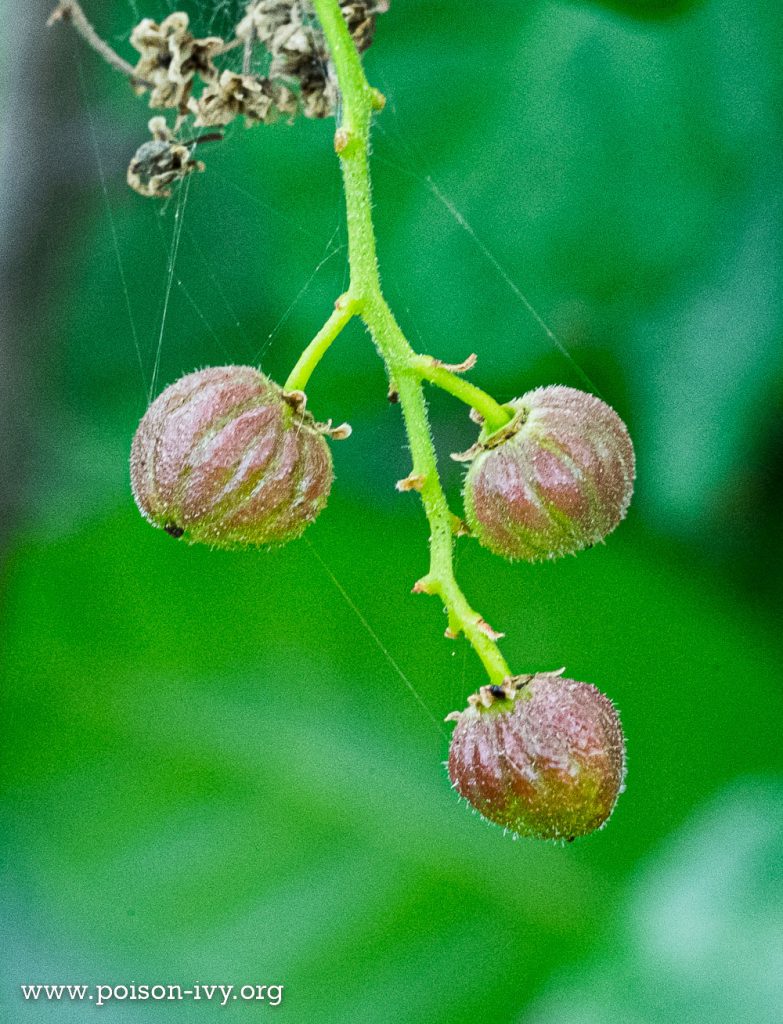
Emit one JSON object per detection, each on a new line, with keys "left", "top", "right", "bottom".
{"left": 526, "top": 778, "right": 783, "bottom": 1024}
{"left": 573, "top": 0, "right": 706, "bottom": 19}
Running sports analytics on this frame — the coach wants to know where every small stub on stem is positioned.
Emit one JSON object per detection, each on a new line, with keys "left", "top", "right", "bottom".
{"left": 477, "top": 618, "right": 505, "bottom": 641}
{"left": 432, "top": 353, "right": 477, "bottom": 374}
{"left": 396, "top": 473, "right": 425, "bottom": 493}
{"left": 335, "top": 128, "right": 358, "bottom": 155}
{"left": 450, "top": 515, "right": 470, "bottom": 537}
{"left": 412, "top": 576, "right": 438, "bottom": 596}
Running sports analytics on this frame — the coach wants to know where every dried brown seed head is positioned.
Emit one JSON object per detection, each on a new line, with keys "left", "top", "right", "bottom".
{"left": 127, "top": 117, "right": 204, "bottom": 199}
{"left": 130, "top": 14, "right": 223, "bottom": 112}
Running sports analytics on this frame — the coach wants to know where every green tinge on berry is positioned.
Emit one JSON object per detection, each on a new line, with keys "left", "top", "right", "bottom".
{"left": 130, "top": 366, "right": 333, "bottom": 548}
{"left": 447, "top": 672, "right": 626, "bottom": 841}
{"left": 463, "top": 385, "right": 635, "bottom": 562}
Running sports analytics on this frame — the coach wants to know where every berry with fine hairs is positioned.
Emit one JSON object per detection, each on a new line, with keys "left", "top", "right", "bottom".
{"left": 447, "top": 672, "right": 626, "bottom": 841}
{"left": 462, "top": 385, "right": 635, "bottom": 562}
{"left": 130, "top": 365, "right": 333, "bottom": 548}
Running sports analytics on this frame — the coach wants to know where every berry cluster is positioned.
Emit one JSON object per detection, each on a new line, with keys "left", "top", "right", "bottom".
{"left": 130, "top": 367, "right": 634, "bottom": 840}
{"left": 54, "top": 0, "right": 635, "bottom": 842}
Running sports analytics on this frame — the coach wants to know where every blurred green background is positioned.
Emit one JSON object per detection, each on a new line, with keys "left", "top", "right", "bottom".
{"left": 2, "top": 0, "right": 782, "bottom": 1021}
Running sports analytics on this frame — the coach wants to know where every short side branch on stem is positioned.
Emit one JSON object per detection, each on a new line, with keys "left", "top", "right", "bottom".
{"left": 284, "top": 295, "right": 357, "bottom": 393}
{"left": 412, "top": 355, "right": 512, "bottom": 435}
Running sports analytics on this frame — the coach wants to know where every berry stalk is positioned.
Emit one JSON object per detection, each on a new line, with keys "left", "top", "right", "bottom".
{"left": 310, "top": 0, "right": 511, "bottom": 686}
{"left": 411, "top": 355, "right": 512, "bottom": 434}
{"left": 284, "top": 294, "right": 357, "bottom": 392}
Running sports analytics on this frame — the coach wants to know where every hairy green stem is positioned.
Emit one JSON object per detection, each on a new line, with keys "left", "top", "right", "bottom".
{"left": 284, "top": 296, "right": 357, "bottom": 392}
{"left": 412, "top": 356, "right": 512, "bottom": 434}
{"left": 310, "top": 0, "right": 511, "bottom": 686}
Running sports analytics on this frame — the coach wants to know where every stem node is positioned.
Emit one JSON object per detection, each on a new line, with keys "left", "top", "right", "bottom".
{"left": 335, "top": 128, "right": 359, "bottom": 155}
{"left": 412, "top": 576, "right": 438, "bottom": 596}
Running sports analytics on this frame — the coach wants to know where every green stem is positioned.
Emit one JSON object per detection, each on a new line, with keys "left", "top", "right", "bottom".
{"left": 284, "top": 296, "right": 357, "bottom": 392}
{"left": 310, "top": 0, "right": 511, "bottom": 687}
{"left": 412, "top": 356, "right": 512, "bottom": 434}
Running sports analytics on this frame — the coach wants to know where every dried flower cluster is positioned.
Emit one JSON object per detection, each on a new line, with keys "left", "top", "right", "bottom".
{"left": 119, "top": 1, "right": 390, "bottom": 196}
{"left": 130, "top": 13, "right": 222, "bottom": 112}
{"left": 192, "top": 71, "right": 297, "bottom": 127}
{"left": 236, "top": 0, "right": 389, "bottom": 119}
{"left": 127, "top": 117, "right": 204, "bottom": 199}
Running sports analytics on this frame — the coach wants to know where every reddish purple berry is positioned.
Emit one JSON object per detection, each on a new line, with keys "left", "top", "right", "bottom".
{"left": 462, "top": 386, "right": 635, "bottom": 561}
{"left": 130, "top": 366, "right": 333, "bottom": 548}
{"left": 447, "top": 672, "right": 626, "bottom": 840}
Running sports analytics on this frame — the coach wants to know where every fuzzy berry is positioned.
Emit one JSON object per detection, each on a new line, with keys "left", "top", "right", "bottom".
{"left": 130, "top": 366, "right": 333, "bottom": 548}
{"left": 447, "top": 672, "right": 626, "bottom": 841}
{"left": 462, "top": 386, "right": 634, "bottom": 561}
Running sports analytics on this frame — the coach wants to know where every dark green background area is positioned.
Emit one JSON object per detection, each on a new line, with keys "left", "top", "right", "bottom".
{"left": 2, "top": 1, "right": 782, "bottom": 1021}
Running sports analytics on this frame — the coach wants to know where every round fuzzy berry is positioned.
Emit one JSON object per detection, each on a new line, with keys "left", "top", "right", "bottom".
{"left": 463, "top": 386, "right": 634, "bottom": 561}
{"left": 130, "top": 366, "right": 333, "bottom": 548}
{"left": 447, "top": 672, "right": 626, "bottom": 841}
